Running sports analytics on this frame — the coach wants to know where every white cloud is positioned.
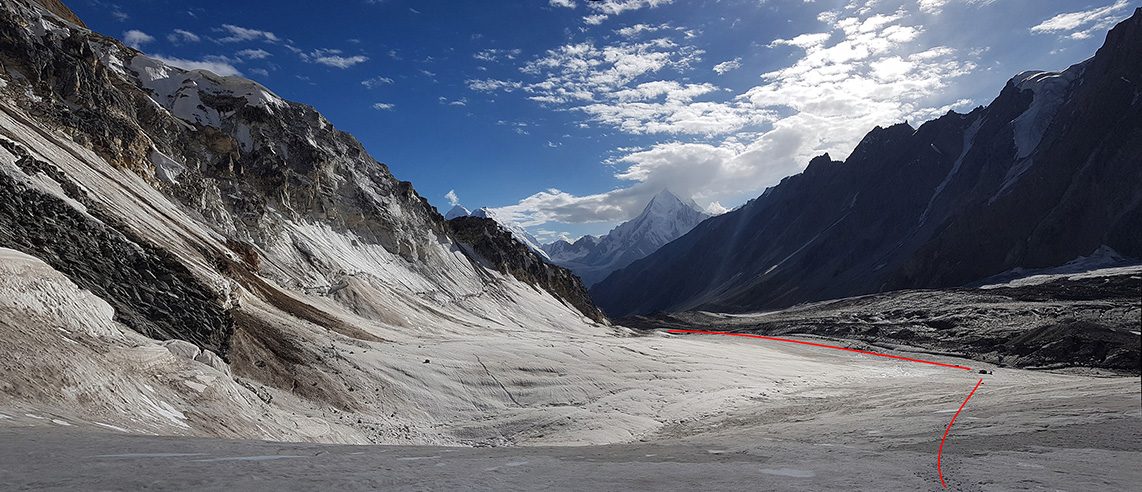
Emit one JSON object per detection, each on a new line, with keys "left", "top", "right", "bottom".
{"left": 372, "top": 102, "right": 395, "bottom": 110}
{"left": 736, "top": 11, "right": 973, "bottom": 167}
{"left": 217, "top": 24, "right": 280, "bottom": 43}
{"left": 492, "top": 188, "right": 644, "bottom": 226}
{"left": 445, "top": 190, "right": 460, "bottom": 206}
{"left": 918, "top": 0, "right": 996, "bottom": 15}
{"left": 507, "top": 37, "right": 768, "bottom": 135}
{"left": 489, "top": 7, "right": 981, "bottom": 228}
{"left": 713, "top": 57, "right": 742, "bottom": 75}
{"left": 584, "top": 14, "right": 608, "bottom": 25}
{"left": 151, "top": 55, "right": 242, "bottom": 77}
{"left": 706, "top": 201, "right": 729, "bottom": 215}
{"left": 770, "top": 32, "right": 832, "bottom": 49}
{"left": 439, "top": 96, "right": 468, "bottom": 106}
{"left": 1030, "top": 0, "right": 1131, "bottom": 40}
{"left": 589, "top": 0, "right": 674, "bottom": 16}
{"left": 917, "top": 0, "right": 950, "bottom": 13}
{"left": 249, "top": 68, "right": 269, "bottom": 77}
{"left": 167, "top": 29, "right": 200, "bottom": 44}
{"left": 617, "top": 23, "right": 670, "bottom": 38}
{"left": 519, "top": 37, "right": 701, "bottom": 98}
{"left": 362, "top": 76, "right": 395, "bottom": 88}
{"left": 467, "top": 78, "right": 523, "bottom": 92}
{"left": 302, "top": 49, "right": 369, "bottom": 68}
{"left": 549, "top": 0, "right": 577, "bottom": 8}
{"left": 318, "top": 55, "right": 368, "bottom": 68}
{"left": 122, "top": 30, "right": 154, "bottom": 49}
{"left": 236, "top": 48, "right": 271, "bottom": 60}
{"left": 473, "top": 48, "right": 522, "bottom": 62}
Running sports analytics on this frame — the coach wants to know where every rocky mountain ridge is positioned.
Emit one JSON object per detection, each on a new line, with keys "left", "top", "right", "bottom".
{"left": 0, "top": 0, "right": 606, "bottom": 444}
{"left": 593, "top": 9, "right": 1142, "bottom": 318}
{"left": 0, "top": 0, "right": 602, "bottom": 323}
{"left": 467, "top": 206, "right": 552, "bottom": 261}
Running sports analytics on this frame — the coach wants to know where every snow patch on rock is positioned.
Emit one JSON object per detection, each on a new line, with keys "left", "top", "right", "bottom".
{"left": 1010, "top": 63, "right": 1084, "bottom": 159}
{"left": 128, "top": 55, "right": 286, "bottom": 128}
{"left": 150, "top": 149, "right": 185, "bottom": 185}
{"left": 977, "top": 245, "right": 1141, "bottom": 288}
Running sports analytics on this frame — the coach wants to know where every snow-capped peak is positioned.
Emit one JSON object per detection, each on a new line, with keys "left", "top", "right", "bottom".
{"left": 643, "top": 189, "right": 704, "bottom": 218}
{"left": 544, "top": 190, "right": 710, "bottom": 286}
{"left": 609, "top": 190, "right": 709, "bottom": 245}
{"left": 444, "top": 205, "right": 470, "bottom": 220}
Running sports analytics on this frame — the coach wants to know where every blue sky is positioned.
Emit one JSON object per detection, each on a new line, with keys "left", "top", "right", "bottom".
{"left": 71, "top": 0, "right": 1136, "bottom": 242}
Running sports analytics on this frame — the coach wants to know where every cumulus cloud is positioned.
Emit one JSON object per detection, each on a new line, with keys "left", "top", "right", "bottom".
{"left": 445, "top": 190, "right": 461, "bottom": 207}
{"left": 372, "top": 102, "right": 395, "bottom": 110}
{"left": 487, "top": 6, "right": 980, "bottom": 227}
{"left": 713, "top": 57, "right": 741, "bottom": 75}
{"left": 583, "top": 14, "right": 608, "bottom": 25}
{"left": 302, "top": 48, "right": 369, "bottom": 68}
{"left": 167, "top": 29, "right": 200, "bottom": 44}
{"left": 151, "top": 55, "right": 242, "bottom": 77}
{"left": 706, "top": 201, "right": 730, "bottom": 215}
{"left": 550, "top": 0, "right": 577, "bottom": 8}
{"left": 502, "top": 37, "right": 769, "bottom": 135}
{"left": 1030, "top": 0, "right": 1131, "bottom": 40}
{"left": 217, "top": 24, "right": 280, "bottom": 43}
{"left": 122, "top": 30, "right": 154, "bottom": 49}
{"left": 582, "top": 0, "right": 674, "bottom": 24}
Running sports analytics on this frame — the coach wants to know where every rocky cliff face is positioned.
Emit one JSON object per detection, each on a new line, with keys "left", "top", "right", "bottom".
{"left": 447, "top": 216, "right": 607, "bottom": 324}
{"left": 0, "top": 0, "right": 606, "bottom": 443}
{"left": 593, "top": 9, "right": 1142, "bottom": 318}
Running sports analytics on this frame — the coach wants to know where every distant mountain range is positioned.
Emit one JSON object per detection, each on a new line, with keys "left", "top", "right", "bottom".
{"left": 445, "top": 190, "right": 710, "bottom": 286}
{"left": 542, "top": 190, "right": 710, "bottom": 287}
{"left": 592, "top": 8, "right": 1142, "bottom": 318}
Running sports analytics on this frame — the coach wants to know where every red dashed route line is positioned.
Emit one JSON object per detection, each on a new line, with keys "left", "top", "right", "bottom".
{"left": 666, "top": 329, "right": 984, "bottom": 486}
{"left": 939, "top": 378, "right": 984, "bottom": 488}
{"left": 666, "top": 329, "right": 973, "bottom": 370}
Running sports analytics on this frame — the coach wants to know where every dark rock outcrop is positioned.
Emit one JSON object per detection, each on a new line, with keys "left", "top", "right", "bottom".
{"left": 448, "top": 216, "right": 608, "bottom": 324}
{"left": 0, "top": 135, "right": 233, "bottom": 354}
